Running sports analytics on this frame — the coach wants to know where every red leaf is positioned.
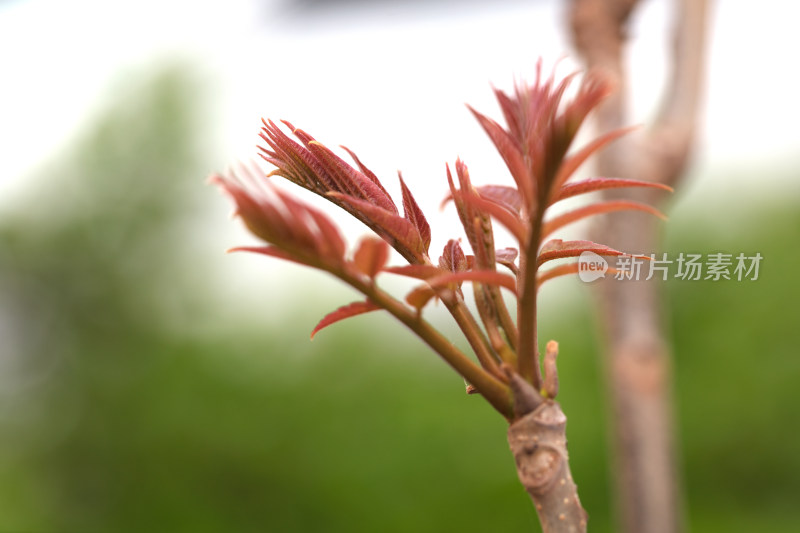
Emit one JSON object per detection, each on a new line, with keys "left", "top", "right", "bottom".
{"left": 456, "top": 190, "right": 526, "bottom": 244}
{"left": 353, "top": 237, "right": 389, "bottom": 278}
{"left": 448, "top": 161, "right": 502, "bottom": 271}
{"left": 437, "top": 239, "right": 468, "bottom": 292}
{"left": 327, "top": 192, "right": 426, "bottom": 259}
{"left": 551, "top": 177, "right": 673, "bottom": 203}
{"left": 340, "top": 145, "right": 393, "bottom": 199}
{"left": 551, "top": 126, "right": 637, "bottom": 193}
{"left": 537, "top": 239, "right": 633, "bottom": 265}
{"left": 476, "top": 185, "right": 523, "bottom": 214}
{"left": 467, "top": 105, "right": 533, "bottom": 206}
{"left": 495, "top": 247, "right": 518, "bottom": 263}
{"left": 495, "top": 247, "right": 519, "bottom": 274}
{"left": 548, "top": 71, "right": 581, "bottom": 115}
{"left": 310, "top": 300, "right": 381, "bottom": 339}
{"left": 398, "top": 173, "right": 431, "bottom": 253}
{"left": 383, "top": 264, "right": 445, "bottom": 280}
{"left": 213, "top": 165, "right": 345, "bottom": 266}
{"left": 542, "top": 200, "right": 667, "bottom": 238}
{"left": 307, "top": 141, "right": 398, "bottom": 214}
{"left": 211, "top": 171, "right": 288, "bottom": 245}
{"left": 405, "top": 285, "right": 437, "bottom": 310}
{"left": 280, "top": 120, "right": 315, "bottom": 144}
{"left": 493, "top": 87, "right": 523, "bottom": 141}
{"left": 438, "top": 240, "right": 468, "bottom": 273}
{"left": 559, "top": 71, "right": 615, "bottom": 141}
{"left": 274, "top": 187, "right": 346, "bottom": 261}
{"left": 404, "top": 269, "right": 518, "bottom": 312}
{"left": 260, "top": 120, "right": 336, "bottom": 192}
{"left": 445, "top": 163, "right": 478, "bottom": 250}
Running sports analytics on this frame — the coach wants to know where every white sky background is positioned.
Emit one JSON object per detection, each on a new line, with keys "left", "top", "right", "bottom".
{"left": 1, "top": 0, "right": 798, "bottom": 319}
{"left": 1, "top": 0, "right": 798, "bottom": 188}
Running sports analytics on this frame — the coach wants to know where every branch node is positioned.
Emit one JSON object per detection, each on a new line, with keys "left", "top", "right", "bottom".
{"left": 502, "top": 363, "right": 544, "bottom": 417}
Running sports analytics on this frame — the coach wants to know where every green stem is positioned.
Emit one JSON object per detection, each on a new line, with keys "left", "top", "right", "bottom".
{"left": 444, "top": 296, "right": 505, "bottom": 380}
{"left": 517, "top": 219, "right": 542, "bottom": 388}
{"left": 490, "top": 285, "right": 518, "bottom": 351}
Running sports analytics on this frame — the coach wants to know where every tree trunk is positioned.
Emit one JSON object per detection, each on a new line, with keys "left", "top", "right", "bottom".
{"left": 506, "top": 365, "right": 587, "bottom": 533}
{"left": 509, "top": 401, "right": 587, "bottom": 533}
{"left": 568, "top": 0, "right": 709, "bottom": 531}
{"left": 594, "top": 213, "right": 681, "bottom": 533}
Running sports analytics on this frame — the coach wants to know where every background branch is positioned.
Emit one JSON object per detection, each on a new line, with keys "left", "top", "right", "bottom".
{"left": 568, "top": 0, "right": 710, "bottom": 532}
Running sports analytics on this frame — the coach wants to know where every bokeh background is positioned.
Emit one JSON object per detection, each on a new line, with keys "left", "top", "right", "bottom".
{"left": 1, "top": 0, "right": 798, "bottom": 531}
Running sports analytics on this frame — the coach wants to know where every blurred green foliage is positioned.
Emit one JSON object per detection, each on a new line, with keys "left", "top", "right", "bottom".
{"left": 0, "top": 66, "right": 798, "bottom": 532}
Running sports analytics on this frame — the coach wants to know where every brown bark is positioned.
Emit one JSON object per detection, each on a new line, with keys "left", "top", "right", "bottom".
{"left": 506, "top": 358, "right": 587, "bottom": 533}
{"left": 568, "top": 1, "right": 709, "bottom": 532}
{"left": 509, "top": 403, "right": 587, "bottom": 533}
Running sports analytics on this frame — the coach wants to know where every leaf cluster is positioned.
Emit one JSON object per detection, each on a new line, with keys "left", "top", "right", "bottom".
{"left": 212, "top": 62, "right": 670, "bottom": 418}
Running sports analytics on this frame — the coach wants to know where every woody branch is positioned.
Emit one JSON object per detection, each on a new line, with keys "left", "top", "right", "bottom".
{"left": 568, "top": 1, "right": 709, "bottom": 532}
